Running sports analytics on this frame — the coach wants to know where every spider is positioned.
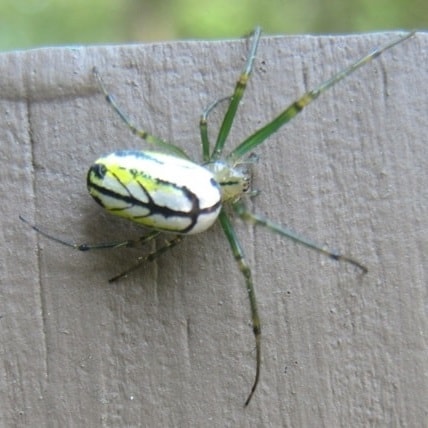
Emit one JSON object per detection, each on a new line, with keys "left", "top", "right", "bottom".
{"left": 20, "top": 27, "right": 413, "bottom": 406}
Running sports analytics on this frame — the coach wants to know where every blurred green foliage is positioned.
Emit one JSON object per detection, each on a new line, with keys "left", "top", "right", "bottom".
{"left": 0, "top": 0, "right": 425, "bottom": 51}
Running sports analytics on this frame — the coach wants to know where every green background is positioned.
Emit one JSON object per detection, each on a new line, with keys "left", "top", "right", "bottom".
{"left": 0, "top": 0, "right": 426, "bottom": 51}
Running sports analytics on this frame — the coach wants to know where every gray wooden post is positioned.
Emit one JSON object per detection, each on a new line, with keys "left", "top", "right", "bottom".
{"left": 0, "top": 32, "right": 426, "bottom": 426}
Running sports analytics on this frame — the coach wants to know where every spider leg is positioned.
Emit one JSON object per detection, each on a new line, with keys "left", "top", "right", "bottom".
{"left": 92, "top": 67, "right": 189, "bottom": 159}
{"left": 217, "top": 210, "right": 261, "bottom": 406}
{"left": 200, "top": 96, "right": 230, "bottom": 162}
{"left": 108, "top": 235, "right": 184, "bottom": 282}
{"left": 211, "top": 27, "right": 261, "bottom": 160}
{"left": 19, "top": 215, "right": 160, "bottom": 250}
{"left": 20, "top": 216, "right": 185, "bottom": 282}
{"left": 228, "top": 31, "right": 415, "bottom": 162}
{"left": 233, "top": 201, "right": 367, "bottom": 273}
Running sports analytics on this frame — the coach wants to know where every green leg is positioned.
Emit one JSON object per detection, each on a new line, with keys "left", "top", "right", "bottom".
{"left": 228, "top": 31, "right": 414, "bottom": 162}
{"left": 92, "top": 67, "right": 189, "bottom": 159}
{"left": 232, "top": 201, "right": 367, "bottom": 273}
{"left": 211, "top": 27, "right": 261, "bottom": 160}
{"left": 200, "top": 96, "right": 230, "bottom": 162}
{"left": 218, "top": 210, "right": 261, "bottom": 406}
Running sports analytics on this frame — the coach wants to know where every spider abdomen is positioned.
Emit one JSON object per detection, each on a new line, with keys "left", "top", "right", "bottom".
{"left": 87, "top": 150, "right": 222, "bottom": 234}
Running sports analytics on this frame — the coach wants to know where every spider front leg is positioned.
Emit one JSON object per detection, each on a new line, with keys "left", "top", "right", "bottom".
{"left": 217, "top": 210, "right": 261, "bottom": 407}
{"left": 210, "top": 27, "right": 261, "bottom": 160}
{"left": 227, "top": 30, "right": 414, "bottom": 162}
{"left": 232, "top": 201, "right": 368, "bottom": 273}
